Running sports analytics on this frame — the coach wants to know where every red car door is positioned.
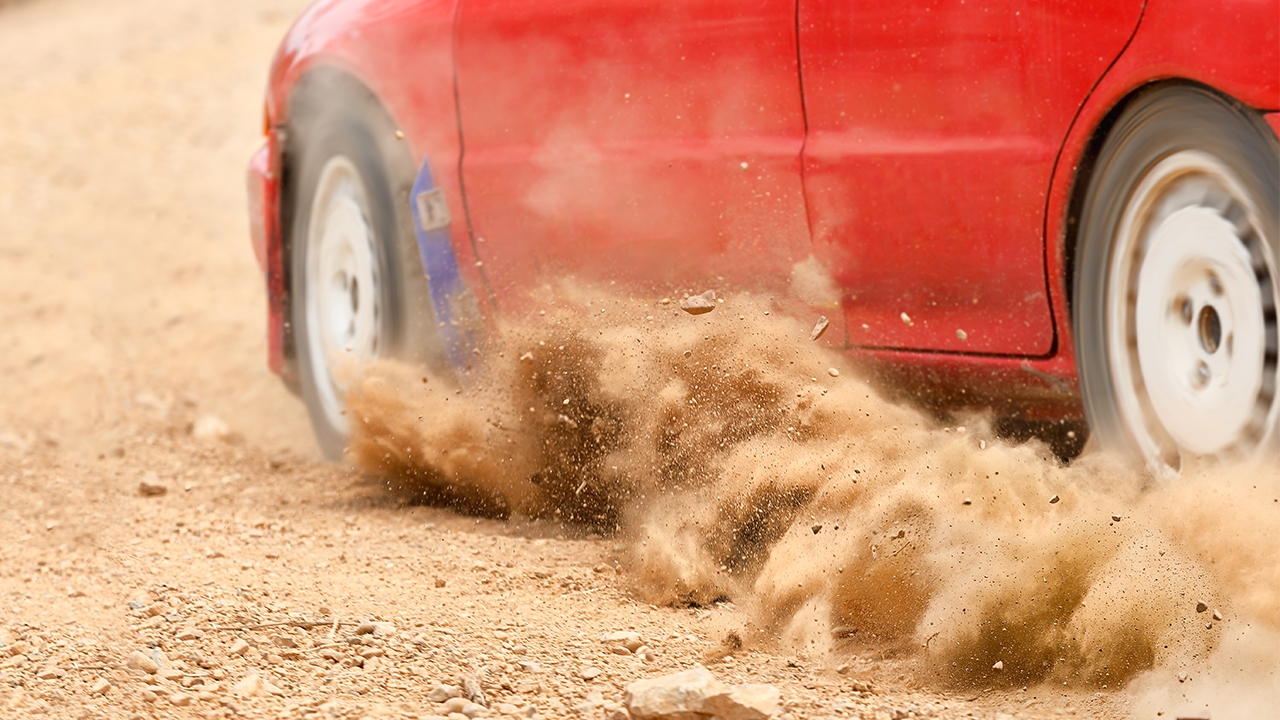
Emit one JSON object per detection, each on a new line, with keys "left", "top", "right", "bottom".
{"left": 798, "top": 0, "right": 1143, "bottom": 355}
{"left": 454, "top": 0, "right": 810, "bottom": 312}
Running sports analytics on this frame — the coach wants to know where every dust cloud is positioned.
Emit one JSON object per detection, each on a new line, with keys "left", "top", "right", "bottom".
{"left": 346, "top": 283, "right": 1280, "bottom": 715}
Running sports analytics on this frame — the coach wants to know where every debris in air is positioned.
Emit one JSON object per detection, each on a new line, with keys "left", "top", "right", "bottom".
{"left": 900, "top": 312, "right": 913, "bottom": 325}
{"left": 810, "top": 316, "right": 830, "bottom": 341}
{"left": 811, "top": 524, "right": 822, "bottom": 534}
{"left": 1049, "top": 494, "right": 1060, "bottom": 504}
{"left": 1111, "top": 514, "right": 1122, "bottom": 522}
{"left": 680, "top": 291, "right": 717, "bottom": 315}
{"left": 1196, "top": 601, "right": 1209, "bottom": 613}
{"left": 956, "top": 328, "right": 968, "bottom": 340}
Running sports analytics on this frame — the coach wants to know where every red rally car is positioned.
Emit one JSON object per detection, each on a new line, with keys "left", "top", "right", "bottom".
{"left": 246, "top": 0, "right": 1280, "bottom": 476}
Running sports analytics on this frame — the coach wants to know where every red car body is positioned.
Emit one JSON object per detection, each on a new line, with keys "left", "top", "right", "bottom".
{"left": 248, "top": 0, "right": 1280, "bottom": 420}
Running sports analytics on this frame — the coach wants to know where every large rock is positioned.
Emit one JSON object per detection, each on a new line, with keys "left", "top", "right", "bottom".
{"left": 625, "top": 664, "right": 781, "bottom": 720}
{"left": 701, "top": 684, "right": 782, "bottom": 720}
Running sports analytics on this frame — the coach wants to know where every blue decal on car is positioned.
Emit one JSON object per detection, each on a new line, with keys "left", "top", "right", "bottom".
{"left": 409, "top": 158, "right": 478, "bottom": 372}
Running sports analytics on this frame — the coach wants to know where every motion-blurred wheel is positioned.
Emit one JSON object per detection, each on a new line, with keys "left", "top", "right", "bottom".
{"left": 1074, "top": 85, "right": 1280, "bottom": 477}
{"left": 288, "top": 75, "right": 433, "bottom": 459}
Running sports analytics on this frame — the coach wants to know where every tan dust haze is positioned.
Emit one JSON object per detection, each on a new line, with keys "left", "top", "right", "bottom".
{"left": 346, "top": 283, "right": 1280, "bottom": 715}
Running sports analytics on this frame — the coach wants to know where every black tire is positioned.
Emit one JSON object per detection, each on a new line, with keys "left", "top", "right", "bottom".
{"left": 1073, "top": 85, "right": 1280, "bottom": 475}
{"left": 287, "top": 72, "right": 441, "bottom": 459}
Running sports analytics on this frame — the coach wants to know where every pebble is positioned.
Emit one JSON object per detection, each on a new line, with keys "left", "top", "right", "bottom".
{"left": 827, "top": 367, "right": 839, "bottom": 378}
{"left": 35, "top": 665, "right": 63, "bottom": 680}
{"left": 580, "top": 667, "right": 602, "bottom": 680}
{"left": 810, "top": 316, "right": 829, "bottom": 341}
{"left": 1049, "top": 494, "right": 1060, "bottom": 504}
{"left": 442, "top": 697, "right": 471, "bottom": 713}
{"left": 138, "top": 474, "right": 168, "bottom": 497}
{"left": 125, "top": 650, "right": 159, "bottom": 674}
{"left": 601, "top": 631, "right": 645, "bottom": 653}
{"left": 191, "top": 414, "right": 229, "bottom": 439}
{"left": 429, "top": 683, "right": 463, "bottom": 702}
{"left": 229, "top": 639, "right": 250, "bottom": 656}
{"left": 233, "top": 671, "right": 285, "bottom": 698}
{"left": 1196, "top": 601, "right": 1209, "bottom": 613}
{"left": 1212, "top": 609, "right": 1223, "bottom": 621}
{"left": 90, "top": 678, "right": 111, "bottom": 695}
{"left": 169, "top": 692, "right": 194, "bottom": 706}
{"left": 680, "top": 291, "right": 717, "bottom": 315}
{"left": 1111, "top": 513, "right": 1122, "bottom": 522}
{"left": 992, "top": 661, "right": 1004, "bottom": 671}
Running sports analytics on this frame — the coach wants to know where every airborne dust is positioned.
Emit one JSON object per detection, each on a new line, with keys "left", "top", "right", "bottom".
{"left": 346, "top": 282, "right": 1280, "bottom": 718}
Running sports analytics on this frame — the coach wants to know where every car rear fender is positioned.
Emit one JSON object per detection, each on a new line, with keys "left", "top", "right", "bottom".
{"left": 1044, "top": 0, "right": 1279, "bottom": 377}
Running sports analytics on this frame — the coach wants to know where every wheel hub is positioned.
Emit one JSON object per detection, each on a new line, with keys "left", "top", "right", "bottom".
{"left": 1109, "top": 150, "right": 1279, "bottom": 470}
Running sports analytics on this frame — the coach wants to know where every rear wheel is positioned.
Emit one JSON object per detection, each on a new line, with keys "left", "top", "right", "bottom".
{"left": 289, "top": 74, "right": 436, "bottom": 459}
{"left": 1074, "top": 85, "right": 1280, "bottom": 477}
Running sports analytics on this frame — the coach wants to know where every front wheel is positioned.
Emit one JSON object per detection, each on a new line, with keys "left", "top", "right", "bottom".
{"left": 1074, "top": 85, "right": 1280, "bottom": 477}
{"left": 288, "top": 76, "right": 434, "bottom": 459}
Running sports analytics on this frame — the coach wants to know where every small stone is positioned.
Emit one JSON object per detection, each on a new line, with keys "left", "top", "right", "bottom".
{"left": 992, "top": 660, "right": 1004, "bottom": 671}
{"left": 810, "top": 316, "right": 830, "bottom": 341}
{"left": 191, "top": 414, "right": 229, "bottom": 439}
{"left": 900, "top": 312, "right": 913, "bottom": 325}
{"left": 169, "top": 692, "right": 194, "bottom": 707}
{"left": 680, "top": 291, "right": 717, "bottom": 315}
{"left": 160, "top": 668, "right": 184, "bottom": 682}
{"left": 35, "top": 666, "right": 63, "bottom": 680}
{"left": 460, "top": 702, "right": 488, "bottom": 718}
{"left": 442, "top": 697, "right": 471, "bottom": 713}
{"left": 963, "top": 498, "right": 972, "bottom": 506}
{"left": 827, "top": 367, "right": 839, "bottom": 378}
{"left": 138, "top": 475, "right": 168, "bottom": 497}
{"left": 1212, "top": 609, "right": 1223, "bottom": 621}
{"left": 580, "top": 667, "right": 602, "bottom": 681}
{"left": 811, "top": 524, "right": 822, "bottom": 534}
{"left": 601, "top": 631, "right": 645, "bottom": 652}
{"left": 517, "top": 660, "right": 541, "bottom": 674}
{"left": 175, "top": 627, "right": 202, "bottom": 641}
{"left": 637, "top": 645, "right": 656, "bottom": 662}
{"left": 140, "top": 689, "right": 159, "bottom": 703}
{"left": 519, "top": 352, "right": 534, "bottom": 364}
{"left": 125, "top": 650, "right": 159, "bottom": 674}
{"left": 233, "top": 671, "right": 285, "bottom": 697}
{"left": 229, "top": 639, "right": 250, "bottom": 656}
{"left": 90, "top": 678, "right": 111, "bottom": 695}
{"left": 1177, "top": 671, "right": 1189, "bottom": 683}
{"left": 956, "top": 329, "right": 967, "bottom": 340}
{"left": 436, "top": 577, "right": 448, "bottom": 588}
{"left": 611, "top": 645, "right": 632, "bottom": 655}
{"left": 1196, "top": 601, "right": 1209, "bottom": 613}
{"left": 1111, "top": 513, "right": 1122, "bottom": 522}
{"left": 1049, "top": 495, "right": 1060, "bottom": 504}
{"left": 429, "top": 683, "right": 462, "bottom": 702}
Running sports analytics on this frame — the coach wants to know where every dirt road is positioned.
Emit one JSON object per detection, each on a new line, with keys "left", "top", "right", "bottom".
{"left": 0, "top": 1, "right": 1260, "bottom": 718}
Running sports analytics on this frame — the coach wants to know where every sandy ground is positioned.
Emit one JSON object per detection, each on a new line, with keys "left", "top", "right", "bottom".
{"left": 0, "top": 1, "right": 1137, "bottom": 718}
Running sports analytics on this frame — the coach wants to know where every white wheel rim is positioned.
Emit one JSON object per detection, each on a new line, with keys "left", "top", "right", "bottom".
{"left": 304, "top": 156, "right": 383, "bottom": 435}
{"left": 1107, "top": 150, "right": 1279, "bottom": 477}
